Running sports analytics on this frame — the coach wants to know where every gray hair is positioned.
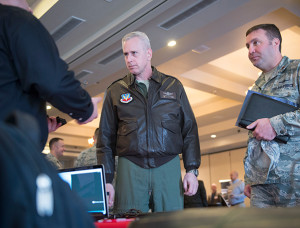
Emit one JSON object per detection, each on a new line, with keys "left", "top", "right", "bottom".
{"left": 122, "top": 31, "right": 151, "bottom": 50}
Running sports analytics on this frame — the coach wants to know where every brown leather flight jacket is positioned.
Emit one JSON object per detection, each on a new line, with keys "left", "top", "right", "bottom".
{"left": 97, "top": 67, "right": 200, "bottom": 182}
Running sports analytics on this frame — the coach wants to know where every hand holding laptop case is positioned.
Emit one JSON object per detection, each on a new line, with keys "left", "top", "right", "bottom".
{"left": 236, "top": 90, "right": 298, "bottom": 143}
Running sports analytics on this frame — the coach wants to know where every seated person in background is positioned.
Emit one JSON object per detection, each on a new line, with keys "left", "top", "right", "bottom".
{"left": 45, "top": 137, "right": 65, "bottom": 169}
{"left": 207, "top": 183, "right": 223, "bottom": 206}
{"left": 184, "top": 179, "right": 208, "bottom": 208}
{"left": 74, "top": 128, "right": 99, "bottom": 167}
{"left": 227, "top": 171, "right": 246, "bottom": 207}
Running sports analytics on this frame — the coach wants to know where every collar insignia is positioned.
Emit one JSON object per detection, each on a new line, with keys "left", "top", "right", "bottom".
{"left": 120, "top": 93, "right": 133, "bottom": 103}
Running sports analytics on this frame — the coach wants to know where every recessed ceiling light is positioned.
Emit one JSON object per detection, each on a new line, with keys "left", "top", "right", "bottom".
{"left": 211, "top": 134, "right": 216, "bottom": 138}
{"left": 46, "top": 105, "right": 52, "bottom": 110}
{"left": 167, "top": 40, "right": 176, "bottom": 47}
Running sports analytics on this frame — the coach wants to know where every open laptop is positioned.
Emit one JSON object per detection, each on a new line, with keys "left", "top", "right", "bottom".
{"left": 220, "top": 194, "right": 230, "bottom": 207}
{"left": 58, "top": 165, "right": 109, "bottom": 220}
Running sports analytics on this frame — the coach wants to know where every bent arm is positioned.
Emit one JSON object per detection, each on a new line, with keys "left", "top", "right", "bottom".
{"left": 10, "top": 13, "right": 93, "bottom": 121}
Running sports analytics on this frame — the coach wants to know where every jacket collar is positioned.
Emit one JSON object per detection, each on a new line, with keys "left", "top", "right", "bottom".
{"left": 124, "top": 66, "right": 162, "bottom": 86}
{"left": 254, "top": 56, "right": 290, "bottom": 89}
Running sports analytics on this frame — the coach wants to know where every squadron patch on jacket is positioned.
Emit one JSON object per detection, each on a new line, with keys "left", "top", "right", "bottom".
{"left": 120, "top": 93, "right": 133, "bottom": 103}
{"left": 160, "top": 91, "right": 176, "bottom": 99}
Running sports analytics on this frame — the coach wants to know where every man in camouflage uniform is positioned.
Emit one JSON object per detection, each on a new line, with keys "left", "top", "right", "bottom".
{"left": 46, "top": 137, "right": 65, "bottom": 169}
{"left": 244, "top": 24, "right": 300, "bottom": 207}
{"left": 74, "top": 128, "right": 99, "bottom": 167}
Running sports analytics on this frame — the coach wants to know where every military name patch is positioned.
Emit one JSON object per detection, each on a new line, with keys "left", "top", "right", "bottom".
{"left": 160, "top": 91, "right": 176, "bottom": 99}
{"left": 120, "top": 93, "right": 133, "bottom": 103}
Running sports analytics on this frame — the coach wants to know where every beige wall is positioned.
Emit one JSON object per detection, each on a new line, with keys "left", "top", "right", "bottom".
{"left": 180, "top": 147, "right": 250, "bottom": 206}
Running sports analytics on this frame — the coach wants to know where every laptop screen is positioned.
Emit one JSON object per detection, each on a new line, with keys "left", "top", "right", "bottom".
{"left": 58, "top": 165, "right": 108, "bottom": 216}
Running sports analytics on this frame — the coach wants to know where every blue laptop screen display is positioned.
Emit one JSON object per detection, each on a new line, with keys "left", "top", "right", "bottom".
{"left": 58, "top": 166, "right": 107, "bottom": 215}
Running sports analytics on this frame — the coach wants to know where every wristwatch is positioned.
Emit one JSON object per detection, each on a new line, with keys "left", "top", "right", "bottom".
{"left": 187, "top": 169, "right": 199, "bottom": 177}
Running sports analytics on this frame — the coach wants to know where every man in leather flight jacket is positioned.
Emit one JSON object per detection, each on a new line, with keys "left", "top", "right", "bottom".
{"left": 97, "top": 31, "right": 200, "bottom": 213}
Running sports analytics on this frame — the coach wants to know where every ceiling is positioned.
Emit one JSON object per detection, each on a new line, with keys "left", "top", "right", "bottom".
{"left": 29, "top": 0, "right": 300, "bottom": 157}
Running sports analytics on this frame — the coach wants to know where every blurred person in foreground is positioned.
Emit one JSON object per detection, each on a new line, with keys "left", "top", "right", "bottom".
{"left": 0, "top": 0, "right": 101, "bottom": 151}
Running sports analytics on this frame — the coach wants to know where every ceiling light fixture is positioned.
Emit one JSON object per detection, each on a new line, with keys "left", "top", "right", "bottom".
{"left": 167, "top": 40, "right": 176, "bottom": 47}
{"left": 211, "top": 134, "right": 216, "bottom": 138}
{"left": 46, "top": 105, "right": 52, "bottom": 110}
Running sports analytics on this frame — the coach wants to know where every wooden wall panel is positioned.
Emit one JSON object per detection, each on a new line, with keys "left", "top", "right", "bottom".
{"left": 209, "top": 152, "right": 231, "bottom": 193}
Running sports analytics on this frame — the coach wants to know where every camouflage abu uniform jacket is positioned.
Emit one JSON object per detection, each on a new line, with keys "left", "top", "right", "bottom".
{"left": 244, "top": 56, "right": 300, "bottom": 186}
{"left": 45, "top": 153, "right": 62, "bottom": 169}
{"left": 74, "top": 145, "right": 97, "bottom": 167}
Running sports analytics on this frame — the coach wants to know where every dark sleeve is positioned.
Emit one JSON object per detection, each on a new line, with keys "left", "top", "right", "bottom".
{"left": 96, "top": 90, "right": 117, "bottom": 183}
{"left": 179, "top": 83, "right": 201, "bottom": 171}
{"left": 199, "top": 181, "right": 208, "bottom": 207}
{"left": 8, "top": 11, "right": 93, "bottom": 121}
